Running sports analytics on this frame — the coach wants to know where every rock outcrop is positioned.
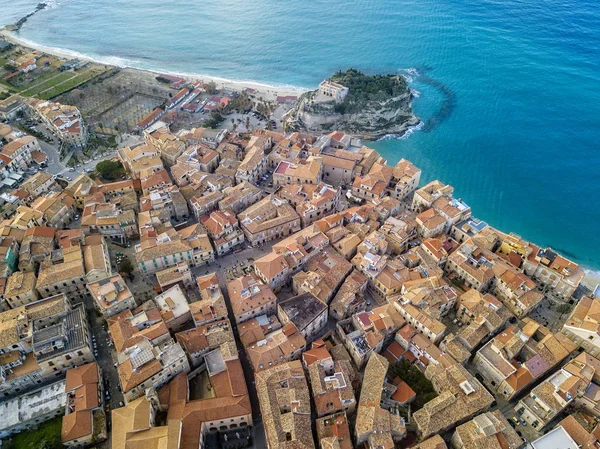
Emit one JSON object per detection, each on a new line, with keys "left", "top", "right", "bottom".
{"left": 284, "top": 69, "right": 418, "bottom": 140}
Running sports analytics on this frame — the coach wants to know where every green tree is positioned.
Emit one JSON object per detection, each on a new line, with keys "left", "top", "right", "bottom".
{"left": 388, "top": 359, "right": 438, "bottom": 410}
{"left": 96, "top": 160, "right": 125, "bottom": 180}
{"left": 557, "top": 303, "right": 573, "bottom": 319}
{"left": 119, "top": 257, "right": 134, "bottom": 275}
{"left": 203, "top": 112, "right": 223, "bottom": 128}
{"left": 205, "top": 81, "right": 217, "bottom": 94}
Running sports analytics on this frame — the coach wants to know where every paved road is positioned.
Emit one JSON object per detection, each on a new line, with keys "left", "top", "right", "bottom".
{"left": 80, "top": 294, "right": 124, "bottom": 412}
{"left": 42, "top": 144, "right": 118, "bottom": 179}
{"left": 36, "top": 131, "right": 118, "bottom": 179}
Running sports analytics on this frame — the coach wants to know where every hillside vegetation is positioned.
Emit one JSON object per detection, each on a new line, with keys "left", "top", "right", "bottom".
{"left": 329, "top": 68, "right": 410, "bottom": 114}
{"left": 285, "top": 68, "right": 418, "bottom": 139}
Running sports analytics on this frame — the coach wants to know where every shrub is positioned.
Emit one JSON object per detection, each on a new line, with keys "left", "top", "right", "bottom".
{"left": 96, "top": 160, "right": 125, "bottom": 180}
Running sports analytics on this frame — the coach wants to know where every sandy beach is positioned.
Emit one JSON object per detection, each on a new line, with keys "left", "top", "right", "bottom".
{"left": 0, "top": 28, "right": 309, "bottom": 102}
{"left": 582, "top": 272, "right": 600, "bottom": 294}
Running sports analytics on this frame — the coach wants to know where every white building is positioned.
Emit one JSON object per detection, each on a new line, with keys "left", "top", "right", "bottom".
{"left": 318, "top": 80, "right": 349, "bottom": 102}
{"left": 0, "top": 379, "right": 67, "bottom": 438}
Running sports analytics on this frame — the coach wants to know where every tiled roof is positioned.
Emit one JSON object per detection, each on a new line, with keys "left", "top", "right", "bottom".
{"left": 255, "top": 361, "right": 314, "bottom": 449}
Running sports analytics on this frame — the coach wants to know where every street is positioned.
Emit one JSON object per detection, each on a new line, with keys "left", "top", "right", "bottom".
{"left": 39, "top": 136, "right": 118, "bottom": 179}
{"left": 79, "top": 293, "right": 124, "bottom": 411}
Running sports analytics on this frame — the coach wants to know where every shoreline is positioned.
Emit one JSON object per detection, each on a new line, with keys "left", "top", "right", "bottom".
{"left": 2, "top": 30, "right": 600, "bottom": 276}
{"left": 0, "top": 29, "right": 310, "bottom": 102}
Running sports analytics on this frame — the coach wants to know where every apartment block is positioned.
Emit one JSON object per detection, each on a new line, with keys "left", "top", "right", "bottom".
{"left": 191, "top": 273, "right": 227, "bottom": 326}
{"left": 0, "top": 295, "right": 93, "bottom": 398}
{"left": 450, "top": 411, "right": 521, "bottom": 449}
{"left": 201, "top": 209, "right": 245, "bottom": 256}
{"left": 412, "top": 362, "right": 494, "bottom": 439}
{"left": 62, "top": 362, "right": 107, "bottom": 446}
{"left": 524, "top": 245, "right": 584, "bottom": 300}
{"left": 355, "top": 353, "right": 406, "bottom": 447}
{"left": 227, "top": 273, "right": 277, "bottom": 324}
{"left": 238, "top": 195, "right": 301, "bottom": 246}
{"left": 87, "top": 274, "right": 135, "bottom": 318}
{"left": 273, "top": 156, "right": 323, "bottom": 187}
{"left": 235, "top": 145, "right": 267, "bottom": 184}
{"left": 176, "top": 318, "right": 236, "bottom": 367}
{"left": 473, "top": 319, "right": 576, "bottom": 400}
{"left": 4, "top": 270, "right": 38, "bottom": 308}
{"left": 563, "top": 296, "right": 600, "bottom": 357}
{"left": 255, "top": 361, "right": 314, "bottom": 449}
{"left": 0, "top": 379, "right": 67, "bottom": 438}
{"left": 278, "top": 293, "right": 328, "bottom": 342}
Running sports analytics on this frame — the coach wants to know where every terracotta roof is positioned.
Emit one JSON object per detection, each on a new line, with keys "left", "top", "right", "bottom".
{"left": 62, "top": 409, "right": 92, "bottom": 443}
{"left": 65, "top": 362, "right": 99, "bottom": 392}
{"left": 391, "top": 381, "right": 416, "bottom": 404}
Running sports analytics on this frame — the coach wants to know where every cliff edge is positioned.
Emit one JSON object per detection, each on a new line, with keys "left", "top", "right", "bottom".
{"left": 284, "top": 69, "right": 419, "bottom": 140}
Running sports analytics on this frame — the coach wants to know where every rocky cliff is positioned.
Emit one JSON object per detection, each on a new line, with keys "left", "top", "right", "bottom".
{"left": 284, "top": 69, "right": 418, "bottom": 140}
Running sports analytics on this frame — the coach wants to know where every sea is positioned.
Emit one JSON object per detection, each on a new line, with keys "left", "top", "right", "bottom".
{"left": 2, "top": 0, "right": 600, "bottom": 272}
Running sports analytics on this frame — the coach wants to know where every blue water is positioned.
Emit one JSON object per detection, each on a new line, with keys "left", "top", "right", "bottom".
{"left": 3, "top": 0, "right": 600, "bottom": 270}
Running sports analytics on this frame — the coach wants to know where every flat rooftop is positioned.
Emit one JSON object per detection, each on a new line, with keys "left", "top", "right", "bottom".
{"left": 531, "top": 426, "right": 578, "bottom": 449}
{"left": 205, "top": 348, "right": 226, "bottom": 375}
{"left": 278, "top": 293, "right": 327, "bottom": 332}
{"left": 154, "top": 284, "right": 190, "bottom": 318}
{"left": 34, "top": 305, "right": 88, "bottom": 362}
{"left": 0, "top": 379, "right": 66, "bottom": 433}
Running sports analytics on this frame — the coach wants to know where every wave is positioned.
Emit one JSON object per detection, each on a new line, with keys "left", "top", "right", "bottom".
{"left": 377, "top": 121, "right": 424, "bottom": 141}
{"left": 2, "top": 31, "right": 311, "bottom": 93}
{"left": 584, "top": 268, "right": 600, "bottom": 280}
{"left": 399, "top": 67, "right": 420, "bottom": 83}
{"left": 43, "top": 0, "right": 74, "bottom": 10}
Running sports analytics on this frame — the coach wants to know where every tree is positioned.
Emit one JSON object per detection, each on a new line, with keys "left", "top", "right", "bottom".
{"left": 206, "top": 81, "right": 217, "bottom": 94}
{"left": 388, "top": 359, "right": 438, "bottom": 410}
{"left": 119, "top": 257, "right": 134, "bottom": 275}
{"left": 96, "top": 160, "right": 125, "bottom": 180}
{"left": 203, "top": 112, "right": 223, "bottom": 128}
{"left": 557, "top": 303, "right": 573, "bottom": 319}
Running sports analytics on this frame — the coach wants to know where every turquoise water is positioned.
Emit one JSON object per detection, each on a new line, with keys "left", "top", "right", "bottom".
{"left": 3, "top": 0, "right": 600, "bottom": 270}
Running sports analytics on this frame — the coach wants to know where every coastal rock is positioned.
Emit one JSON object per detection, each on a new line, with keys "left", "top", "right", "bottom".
{"left": 284, "top": 69, "right": 418, "bottom": 140}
